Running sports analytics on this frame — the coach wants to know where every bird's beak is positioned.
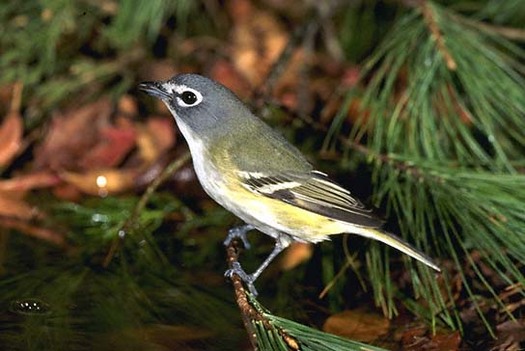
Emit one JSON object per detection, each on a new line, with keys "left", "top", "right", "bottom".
{"left": 138, "top": 81, "right": 171, "bottom": 100}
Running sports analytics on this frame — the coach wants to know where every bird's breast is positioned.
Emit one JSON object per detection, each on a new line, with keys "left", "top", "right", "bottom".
{"left": 186, "top": 137, "right": 346, "bottom": 243}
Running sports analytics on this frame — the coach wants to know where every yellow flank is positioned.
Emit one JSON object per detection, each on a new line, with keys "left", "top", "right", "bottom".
{"left": 221, "top": 176, "right": 347, "bottom": 242}
{"left": 209, "top": 142, "right": 354, "bottom": 242}
{"left": 223, "top": 180, "right": 441, "bottom": 271}
{"left": 214, "top": 163, "right": 439, "bottom": 272}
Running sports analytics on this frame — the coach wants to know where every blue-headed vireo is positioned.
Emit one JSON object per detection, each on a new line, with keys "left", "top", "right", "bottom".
{"left": 139, "top": 74, "right": 440, "bottom": 295}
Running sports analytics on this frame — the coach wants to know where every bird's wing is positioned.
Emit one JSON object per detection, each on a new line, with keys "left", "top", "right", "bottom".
{"left": 239, "top": 170, "right": 383, "bottom": 228}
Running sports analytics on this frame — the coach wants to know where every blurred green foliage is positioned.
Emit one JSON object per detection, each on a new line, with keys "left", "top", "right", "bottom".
{"left": 1, "top": 0, "right": 524, "bottom": 349}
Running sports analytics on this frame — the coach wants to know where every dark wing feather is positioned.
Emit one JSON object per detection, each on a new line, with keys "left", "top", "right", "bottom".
{"left": 240, "top": 170, "right": 383, "bottom": 228}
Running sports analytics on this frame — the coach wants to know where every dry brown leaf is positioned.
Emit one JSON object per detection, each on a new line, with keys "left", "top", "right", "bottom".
{"left": 34, "top": 99, "right": 112, "bottom": 171}
{"left": 0, "top": 172, "right": 60, "bottom": 192}
{"left": 0, "top": 217, "right": 64, "bottom": 246}
{"left": 0, "top": 110, "right": 23, "bottom": 167}
{"left": 51, "top": 183, "right": 84, "bottom": 202}
{"left": 427, "top": 332, "right": 461, "bottom": 351}
{"left": 210, "top": 59, "right": 253, "bottom": 99}
{"left": 491, "top": 320, "right": 525, "bottom": 351}
{"left": 400, "top": 324, "right": 461, "bottom": 351}
{"left": 0, "top": 82, "right": 23, "bottom": 167}
{"left": 0, "top": 85, "right": 15, "bottom": 110}
{"left": 138, "top": 59, "right": 178, "bottom": 83}
{"left": 78, "top": 120, "right": 136, "bottom": 169}
{"left": 147, "top": 117, "right": 176, "bottom": 153}
{"left": 280, "top": 242, "right": 313, "bottom": 270}
{"left": 229, "top": 0, "right": 289, "bottom": 87}
{"left": 0, "top": 192, "right": 40, "bottom": 220}
{"left": 117, "top": 94, "right": 138, "bottom": 116}
{"left": 61, "top": 168, "right": 137, "bottom": 196}
{"left": 135, "top": 117, "right": 176, "bottom": 164}
{"left": 323, "top": 308, "right": 390, "bottom": 343}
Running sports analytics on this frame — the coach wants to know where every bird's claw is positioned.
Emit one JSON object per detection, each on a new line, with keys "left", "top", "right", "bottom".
{"left": 223, "top": 225, "right": 252, "bottom": 249}
{"left": 224, "top": 262, "right": 258, "bottom": 296}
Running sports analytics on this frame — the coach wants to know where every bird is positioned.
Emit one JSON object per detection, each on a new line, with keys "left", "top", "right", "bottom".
{"left": 139, "top": 74, "right": 440, "bottom": 295}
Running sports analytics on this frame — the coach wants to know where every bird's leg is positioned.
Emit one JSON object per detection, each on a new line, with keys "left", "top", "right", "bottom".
{"left": 249, "top": 234, "right": 290, "bottom": 282}
{"left": 223, "top": 223, "right": 255, "bottom": 249}
{"left": 225, "top": 233, "right": 291, "bottom": 296}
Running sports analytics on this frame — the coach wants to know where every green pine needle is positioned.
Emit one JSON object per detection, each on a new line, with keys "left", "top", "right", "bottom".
{"left": 328, "top": 1, "right": 525, "bottom": 333}
{"left": 246, "top": 295, "right": 387, "bottom": 351}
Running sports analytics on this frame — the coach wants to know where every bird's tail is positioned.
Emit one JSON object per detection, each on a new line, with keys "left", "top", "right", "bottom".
{"left": 352, "top": 227, "right": 441, "bottom": 272}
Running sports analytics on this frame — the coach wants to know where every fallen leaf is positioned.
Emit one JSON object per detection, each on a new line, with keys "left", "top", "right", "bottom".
{"left": 0, "top": 84, "right": 15, "bottom": 110}
{"left": 0, "top": 192, "right": 40, "bottom": 220}
{"left": 210, "top": 59, "right": 252, "bottom": 99}
{"left": 400, "top": 324, "right": 461, "bottom": 351}
{"left": 117, "top": 94, "right": 138, "bottom": 116}
{"left": 61, "top": 168, "right": 137, "bottom": 196}
{"left": 0, "top": 82, "right": 23, "bottom": 167}
{"left": 0, "top": 217, "right": 64, "bottom": 246}
{"left": 427, "top": 332, "right": 461, "bottom": 351}
{"left": 0, "top": 110, "right": 23, "bottom": 167}
{"left": 228, "top": 0, "right": 289, "bottom": 87}
{"left": 323, "top": 308, "right": 390, "bottom": 343}
{"left": 490, "top": 320, "right": 525, "bottom": 351}
{"left": 135, "top": 117, "right": 176, "bottom": 163}
{"left": 51, "top": 183, "right": 83, "bottom": 202}
{"left": 34, "top": 99, "right": 112, "bottom": 171}
{"left": 78, "top": 120, "right": 136, "bottom": 169}
{"left": 0, "top": 172, "right": 60, "bottom": 192}
{"left": 138, "top": 59, "right": 178, "bottom": 82}
{"left": 280, "top": 242, "right": 313, "bottom": 270}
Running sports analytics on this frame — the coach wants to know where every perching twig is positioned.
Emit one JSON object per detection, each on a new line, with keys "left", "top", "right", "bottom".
{"left": 225, "top": 238, "right": 301, "bottom": 351}
{"left": 226, "top": 240, "right": 259, "bottom": 350}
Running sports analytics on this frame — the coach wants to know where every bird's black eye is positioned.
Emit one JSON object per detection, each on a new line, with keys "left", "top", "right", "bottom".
{"left": 181, "top": 91, "right": 198, "bottom": 105}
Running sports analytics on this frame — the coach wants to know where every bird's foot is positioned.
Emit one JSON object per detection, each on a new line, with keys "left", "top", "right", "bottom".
{"left": 223, "top": 224, "right": 253, "bottom": 249}
{"left": 224, "top": 262, "right": 258, "bottom": 296}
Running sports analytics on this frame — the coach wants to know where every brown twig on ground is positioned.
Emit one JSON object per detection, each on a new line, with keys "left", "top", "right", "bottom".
{"left": 225, "top": 239, "right": 301, "bottom": 351}
{"left": 420, "top": 1, "right": 457, "bottom": 71}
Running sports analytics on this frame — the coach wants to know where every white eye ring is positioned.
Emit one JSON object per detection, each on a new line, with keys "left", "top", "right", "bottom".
{"left": 173, "top": 86, "right": 203, "bottom": 107}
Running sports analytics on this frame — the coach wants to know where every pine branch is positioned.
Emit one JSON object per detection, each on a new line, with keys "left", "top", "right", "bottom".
{"left": 225, "top": 239, "right": 387, "bottom": 351}
{"left": 326, "top": 0, "right": 525, "bottom": 333}
{"left": 421, "top": 1, "right": 457, "bottom": 71}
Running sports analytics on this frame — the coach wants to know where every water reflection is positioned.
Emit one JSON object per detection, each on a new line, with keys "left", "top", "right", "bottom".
{"left": 9, "top": 298, "right": 51, "bottom": 316}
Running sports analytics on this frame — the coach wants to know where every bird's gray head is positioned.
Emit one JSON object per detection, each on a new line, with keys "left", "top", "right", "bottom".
{"left": 139, "top": 74, "right": 249, "bottom": 141}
